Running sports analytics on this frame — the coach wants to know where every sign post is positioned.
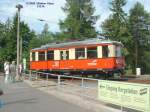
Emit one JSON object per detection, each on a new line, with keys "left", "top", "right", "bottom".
{"left": 23, "top": 58, "right": 26, "bottom": 71}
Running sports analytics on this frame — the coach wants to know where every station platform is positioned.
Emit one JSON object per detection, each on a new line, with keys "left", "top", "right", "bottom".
{"left": 0, "top": 75, "right": 94, "bottom": 112}
{"left": 0, "top": 73, "right": 138, "bottom": 112}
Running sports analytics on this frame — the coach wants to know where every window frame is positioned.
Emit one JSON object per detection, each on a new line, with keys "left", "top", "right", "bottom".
{"left": 38, "top": 51, "right": 45, "bottom": 61}
{"left": 115, "top": 45, "right": 122, "bottom": 57}
{"left": 87, "top": 47, "right": 97, "bottom": 59}
{"left": 102, "top": 46, "right": 109, "bottom": 58}
{"left": 32, "top": 52, "right": 35, "bottom": 61}
{"left": 47, "top": 50, "right": 54, "bottom": 60}
{"left": 75, "top": 48, "right": 86, "bottom": 59}
{"left": 60, "top": 50, "right": 69, "bottom": 60}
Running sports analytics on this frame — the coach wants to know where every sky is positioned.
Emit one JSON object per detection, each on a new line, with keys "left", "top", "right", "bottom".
{"left": 0, "top": 0, "right": 150, "bottom": 33}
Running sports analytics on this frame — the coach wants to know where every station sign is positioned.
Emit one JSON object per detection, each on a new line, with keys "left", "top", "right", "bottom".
{"left": 98, "top": 80, "right": 150, "bottom": 112}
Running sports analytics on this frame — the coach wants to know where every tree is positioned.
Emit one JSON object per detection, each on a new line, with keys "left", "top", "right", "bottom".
{"left": 0, "top": 19, "right": 13, "bottom": 62}
{"left": 102, "top": 0, "right": 129, "bottom": 42}
{"left": 102, "top": 1, "right": 150, "bottom": 74}
{"left": 129, "top": 2, "right": 150, "bottom": 73}
{"left": 101, "top": 0, "right": 134, "bottom": 73}
{"left": 21, "top": 24, "right": 36, "bottom": 60}
{"left": 41, "top": 23, "right": 49, "bottom": 36}
{"left": 29, "top": 35, "right": 41, "bottom": 49}
{"left": 29, "top": 23, "right": 55, "bottom": 49}
{"left": 0, "top": 23, "right": 6, "bottom": 48}
{"left": 0, "top": 22, "right": 9, "bottom": 71}
{"left": 60, "top": 0, "right": 99, "bottom": 40}
{"left": 0, "top": 14, "right": 35, "bottom": 66}
{"left": 40, "top": 23, "right": 54, "bottom": 44}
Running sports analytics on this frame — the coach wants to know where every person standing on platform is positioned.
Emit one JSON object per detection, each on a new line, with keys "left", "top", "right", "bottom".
{"left": 10, "top": 61, "right": 16, "bottom": 83}
{"left": 3, "top": 61, "right": 7, "bottom": 77}
{"left": 0, "top": 89, "right": 3, "bottom": 95}
{"left": 4, "top": 62, "right": 10, "bottom": 83}
{"left": 18, "top": 63, "right": 23, "bottom": 81}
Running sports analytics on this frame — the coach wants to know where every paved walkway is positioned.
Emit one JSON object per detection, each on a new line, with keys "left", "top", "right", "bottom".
{"left": 0, "top": 76, "right": 93, "bottom": 112}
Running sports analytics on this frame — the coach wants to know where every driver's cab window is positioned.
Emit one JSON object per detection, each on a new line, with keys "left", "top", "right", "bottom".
{"left": 116, "top": 45, "right": 122, "bottom": 57}
{"left": 102, "top": 46, "right": 109, "bottom": 58}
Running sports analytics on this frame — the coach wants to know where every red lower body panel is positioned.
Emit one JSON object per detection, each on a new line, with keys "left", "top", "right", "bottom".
{"left": 30, "top": 58, "right": 125, "bottom": 71}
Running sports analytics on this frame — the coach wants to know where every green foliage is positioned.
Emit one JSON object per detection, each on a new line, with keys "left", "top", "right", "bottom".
{"left": 29, "top": 23, "right": 55, "bottom": 49}
{"left": 0, "top": 19, "right": 13, "bottom": 62}
{"left": 60, "top": 0, "right": 99, "bottom": 39}
{"left": 141, "top": 47, "right": 150, "bottom": 73}
{"left": 102, "top": 1, "right": 150, "bottom": 74}
{"left": 0, "top": 1, "right": 149, "bottom": 74}
{"left": 102, "top": 0, "right": 133, "bottom": 72}
{"left": 110, "top": 0, "right": 127, "bottom": 22}
{"left": 40, "top": 23, "right": 54, "bottom": 45}
{"left": 102, "top": 0, "right": 129, "bottom": 42}
{"left": 129, "top": 2, "right": 150, "bottom": 73}
{"left": 0, "top": 14, "right": 35, "bottom": 71}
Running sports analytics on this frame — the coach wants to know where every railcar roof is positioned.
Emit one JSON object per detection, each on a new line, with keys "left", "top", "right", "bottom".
{"left": 31, "top": 38, "right": 123, "bottom": 51}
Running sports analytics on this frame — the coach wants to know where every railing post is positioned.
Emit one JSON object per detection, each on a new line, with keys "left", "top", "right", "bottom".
{"left": 58, "top": 75, "right": 61, "bottom": 85}
{"left": 29, "top": 70, "right": 31, "bottom": 80}
{"left": 46, "top": 73, "right": 49, "bottom": 87}
{"left": 81, "top": 78, "right": 84, "bottom": 87}
{"left": 35, "top": 72, "right": 38, "bottom": 80}
{"left": 121, "top": 105, "right": 124, "bottom": 112}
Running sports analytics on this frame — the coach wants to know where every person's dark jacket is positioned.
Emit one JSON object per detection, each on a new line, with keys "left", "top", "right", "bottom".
{"left": 0, "top": 89, "right": 3, "bottom": 95}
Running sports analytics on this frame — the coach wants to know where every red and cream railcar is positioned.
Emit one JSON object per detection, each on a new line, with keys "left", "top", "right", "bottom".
{"left": 30, "top": 38, "right": 125, "bottom": 76}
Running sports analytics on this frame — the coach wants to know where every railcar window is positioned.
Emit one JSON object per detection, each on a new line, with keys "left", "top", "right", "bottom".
{"left": 66, "top": 51, "right": 69, "bottom": 59}
{"left": 38, "top": 52, "right": 45, "bottom": 61}
{"left": 116, "top": 46, "right": 122, "bottom": 57}
{"left": 47, "top": 50, "right": 54, "bottom": 60}
{"left": 60, "top": 51, "right": 69, "bottom": 60}
{"left": 102, "top": 46, "right": 109, "bottom": 58}
{"left": 60, "top": 51, "right": 63, "bottom": 60}
{"left": 87, "top": 47, "right": 97, "bottom": 59}
{"left": 75, "top": 48, "right": 85, "bottom": 59}
{"left": 32, "top": 52, "right": 35, "bottom": 61}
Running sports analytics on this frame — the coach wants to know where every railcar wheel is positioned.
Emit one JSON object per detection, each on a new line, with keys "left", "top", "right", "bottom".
{"left": 107, "top": 71, "right": 114, "bottom": 78}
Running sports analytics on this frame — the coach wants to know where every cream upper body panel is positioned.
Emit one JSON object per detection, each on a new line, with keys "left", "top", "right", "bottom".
{"left": 54, "top": 50, "right": 60, "bottom": 60}
{"left": 69, "top": 48, "right": 75, "bottom": 59}
{"left": 35, "top": 52, "right": 38, "bottom": 61}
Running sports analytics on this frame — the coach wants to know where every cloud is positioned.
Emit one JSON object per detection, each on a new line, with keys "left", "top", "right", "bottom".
{"left": 0, "top": 0, "right": 66, "bottom": 33}
{"left": 21, "top": 0, "right": 66, "bottom": 33}
{"left": 0, "top": 0, "right": 149, "bottom": 33}
{"left": 93, "top": 0, "right": 112, "bottom": 31}
{"left": 22, "top": 0, "right": 66, "bottom": 21}
{"left": 94, "top": 0, "right": 150, "bottom": 31}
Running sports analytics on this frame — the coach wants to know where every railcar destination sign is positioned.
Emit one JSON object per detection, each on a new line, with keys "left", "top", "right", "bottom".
{"left": 98, "top": 80, "right": 150, "bottom": 112}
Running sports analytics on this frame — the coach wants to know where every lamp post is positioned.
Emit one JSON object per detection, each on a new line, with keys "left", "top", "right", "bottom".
{"left": 16, "top": 4, "right": 23, "bottom": 77}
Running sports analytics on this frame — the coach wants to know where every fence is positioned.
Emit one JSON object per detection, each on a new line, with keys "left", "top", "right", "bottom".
{"left": 23, "top": 70, "right": 141, "bottom": 112}
{"left": 24, "top": 71, "right": 99, "bottom": 100}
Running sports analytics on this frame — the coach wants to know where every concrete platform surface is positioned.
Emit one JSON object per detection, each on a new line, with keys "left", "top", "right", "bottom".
{"left": 0, "top": 76, "right": 94, "bottom": 112}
